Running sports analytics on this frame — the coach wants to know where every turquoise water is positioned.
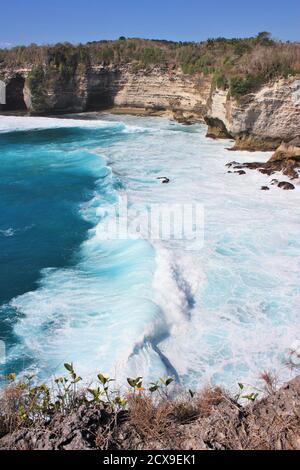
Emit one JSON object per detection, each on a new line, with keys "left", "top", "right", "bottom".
{"left": 0, "top": 114, "right": 299, "bottom": 389}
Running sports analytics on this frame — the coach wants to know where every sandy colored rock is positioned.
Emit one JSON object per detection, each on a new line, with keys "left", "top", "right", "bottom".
{"left": 206, "top": 77, "right": 300, "bottom": 149}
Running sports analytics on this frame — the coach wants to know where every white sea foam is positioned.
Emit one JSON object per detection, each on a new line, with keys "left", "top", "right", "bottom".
{"left": 0, "top": 228, "right": 15, "bottom": 237}
{"left": 4, "top": 114, "right": 300, "bottom": 390}
{"left": 0, "top": 115, "right": 125, "bottom": 133}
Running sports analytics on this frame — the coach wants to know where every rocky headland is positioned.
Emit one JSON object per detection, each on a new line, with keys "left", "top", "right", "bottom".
{"left": 0, "top": 36, "right": 299, "bottom": 186}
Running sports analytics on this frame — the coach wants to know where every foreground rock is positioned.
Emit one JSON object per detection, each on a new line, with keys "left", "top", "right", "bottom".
{"left": 1, "top": 376, "right": 299, "bottom": 450}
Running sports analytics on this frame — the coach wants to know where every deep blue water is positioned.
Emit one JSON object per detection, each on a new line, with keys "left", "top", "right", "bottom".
{"left": 0, "top": 124, "right": 126, "bottom": 375}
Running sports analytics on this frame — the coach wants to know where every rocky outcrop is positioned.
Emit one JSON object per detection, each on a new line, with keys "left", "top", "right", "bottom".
{"left": 226, "top": 135, "right": 300, "bottom": 187}
{"left": 268, "top": 137, "right": 300, "bottom": 162}
{"left": 206, "top": 77, "right": 300, "bottom": 150}
{"left": 204, "top": 116, "right": 232, "bottom": 139}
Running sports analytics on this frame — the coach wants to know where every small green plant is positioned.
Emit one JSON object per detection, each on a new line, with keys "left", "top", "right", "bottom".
{"left": 235, "top": 382, "right": 259, "bottom": 402}
{"left": 87, "top": 373, "right": 126, "bottom": 409}
{"left": 53, "top": 363, "right": 82, "bottom": 412}
{"left": 127, "top": 376, "right": 144, "bottom": 391}
{"left": 149, "top": 377, "right": 174, "bottom": 398}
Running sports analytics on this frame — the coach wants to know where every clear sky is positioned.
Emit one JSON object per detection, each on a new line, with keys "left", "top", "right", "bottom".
{"left": 1, "top": 0, "right": 299, "bottom": 47}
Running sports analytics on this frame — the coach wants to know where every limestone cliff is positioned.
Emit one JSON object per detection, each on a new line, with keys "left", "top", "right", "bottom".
{"left": 205, "top": 77, "right": 300, "bottom": 149}
{"left": 1, "top": 64, "right": 299, "bottom": 149}
{"left": 0, "top": 64, "right": 211, "bottom": 119}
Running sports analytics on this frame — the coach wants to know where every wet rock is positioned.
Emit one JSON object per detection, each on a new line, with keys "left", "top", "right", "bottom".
{"left": 259, "top": 168, "right": 274, "bottom": 176}
{"left": 234, "top": 170, "right": 246, "bottom": 175}
{"left": 204, "top": 116, "right": 232, "bottom": 139}
{"left": 277, "top": 181, "right": 295, "bottom": 190}
{"left": 242, "top": 162, "right": 263, "bottom": 170}
{"left": 268, "top": 140, "right": 300, "bottom": 163}
{"left": 173, "top": 110, "right": 197, "bottom": 125}
{"left": 261, "top": 186, "right": 270, "bottom": 190}
{"left": 282, "top": 159, "right": 299, "bottom": 179}
{"left": 157, "top": 177, "right": 170, "bottom": 184}
{"left": 225, "top": 161, "right": 239, "bottom": 168}
{"left": 270, "top": 179, "right": 278, "bottom": 185}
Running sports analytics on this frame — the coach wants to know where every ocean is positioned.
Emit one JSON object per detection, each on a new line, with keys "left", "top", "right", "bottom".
{"left": 0, "top": 113, "right": 299, "bottom": 390}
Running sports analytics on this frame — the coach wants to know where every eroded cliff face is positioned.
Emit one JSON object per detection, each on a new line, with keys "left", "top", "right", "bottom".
{"left": 0, "top": 65, "right": 212, "bottom": 119}
{"left": 205, "top": 77, "right": 300, "bottom": 150}
{"left": 1, "top": 66, "right": 299, "bottom": 149}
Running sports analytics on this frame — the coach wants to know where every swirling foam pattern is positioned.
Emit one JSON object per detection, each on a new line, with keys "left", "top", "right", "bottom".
{"left": 0, "top": 114, "right": 299, "bottom": 389}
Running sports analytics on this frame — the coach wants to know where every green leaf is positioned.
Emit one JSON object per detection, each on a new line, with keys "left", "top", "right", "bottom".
{"left": 242, "top": 392, "right": 259, "bottom": 401}
{"left": 238, "top": 383, "right": 244, "bottom": 390}
{"left": 165, "top": 377, "right": 174, "bottom": 386}
{"left": 64, "top": 363, "right": 73, "bottom": 373}
{"left": 149, "top": 385, "right": 159, "bottom": 393}
{"left": 115, "top": 396, "right": 127, "bottom": 407}
{"left": 127, "top": 377, "right": 143, "bottom": 388}
{"left": 127, "top": 378, "right": 136, "bottom": 387}
{"left": 97, "top": 373, "right": 108, "bottom": 385}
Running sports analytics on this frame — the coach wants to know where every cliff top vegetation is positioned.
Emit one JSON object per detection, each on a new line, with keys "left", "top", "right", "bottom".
{"left": 0, "top": 33, "right": 300, "bottom": 97}
{"left": 1, "top": 363, "right": 299, "bottom": 450}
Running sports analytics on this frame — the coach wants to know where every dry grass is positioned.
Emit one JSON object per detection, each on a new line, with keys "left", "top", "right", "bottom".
{"left": 125, "top": 386, "right": 227, "bottom": 449}
{"left": 0, "top": 373, "right": 299, "bottom": 450}
{"left": 0, "top": 382, "right": 28, "bottom": 436}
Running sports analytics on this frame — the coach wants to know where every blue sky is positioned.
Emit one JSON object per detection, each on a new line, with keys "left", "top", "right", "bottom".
{"left": 1, "top": 0, "right": 299, "bottom": 47}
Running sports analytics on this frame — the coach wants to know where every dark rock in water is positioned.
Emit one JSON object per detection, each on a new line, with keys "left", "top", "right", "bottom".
{"left": 227, "top": 171, "right": 232, "bottom": 173}
{"left": 205, "top": 116, "right": 232, "bottom": 139}
{"left": 259, "top": 168, "right": 274, "bottom": 176}
{"left": 157, "top": 177, "right": 170, "bottom": 184}
{"left": 242, "top": 162, "right": 263, "bottom": 170}
{"left": 173, "top": 110, "right": 197, "bottom": 125}
{"left": 261, "top": 186, "right": 270, "bottom": 191}
{"left": 278, "top": 181, "right": 295, "bottom": 190}
{"left": 270, "top": 179, "right": 279, "bottom": 185}
{"left": 234, "top": 170, "right": 246, "bottom": 175}
{"left": 225, "top": 161, "right": 239, "bottom": 168}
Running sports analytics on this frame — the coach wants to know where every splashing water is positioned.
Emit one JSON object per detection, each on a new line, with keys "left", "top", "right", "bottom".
{"left": 0, "top": 114, "right": 299, "bottom": 390}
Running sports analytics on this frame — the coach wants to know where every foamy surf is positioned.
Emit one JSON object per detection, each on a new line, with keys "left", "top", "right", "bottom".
{"left": 1, "top": 113, "right": 299, "bottom": 391}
